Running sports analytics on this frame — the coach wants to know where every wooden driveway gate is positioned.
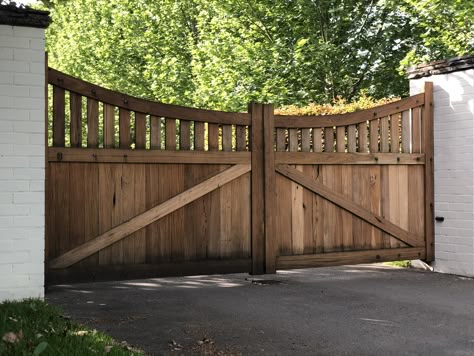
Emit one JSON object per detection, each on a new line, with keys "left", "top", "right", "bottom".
{"left": 45, "top": 68, "right": 433, "bottom": 284}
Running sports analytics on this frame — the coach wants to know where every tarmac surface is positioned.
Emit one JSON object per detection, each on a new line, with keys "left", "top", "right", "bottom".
{"left": 47, "top": 265, "right": 474, "bottom": 355}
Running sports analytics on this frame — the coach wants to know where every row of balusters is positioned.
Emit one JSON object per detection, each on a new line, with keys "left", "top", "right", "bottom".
{"left": 50, "top": 88, "right": 423, "bottom": 153}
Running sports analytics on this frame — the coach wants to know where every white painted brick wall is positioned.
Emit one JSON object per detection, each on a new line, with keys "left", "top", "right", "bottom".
{"left": 411, "top": 69, "right": 474, "bottom": 277}
{"left": 0, "top": 24, "right": 45, "bottom": 300}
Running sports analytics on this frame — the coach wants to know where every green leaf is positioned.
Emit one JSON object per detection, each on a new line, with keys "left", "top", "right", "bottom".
{"left": 34, "top": 341, "right": 48, "bottom": 355}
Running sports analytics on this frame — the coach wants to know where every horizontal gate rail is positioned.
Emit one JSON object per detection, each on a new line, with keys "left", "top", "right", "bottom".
{"left": 275, "top": 152, "right": 425, "bottom": 165}
{"left": 49, "top": 163, "right": 251, "bottom": 269}
{"left": 48, "top": 147, "right": 251, "bottom": 164}
{"left": 277, "top": 248, "right": 426, "bottom": 270}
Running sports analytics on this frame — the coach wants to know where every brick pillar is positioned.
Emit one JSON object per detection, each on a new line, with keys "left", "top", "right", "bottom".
{"left": 0, "top": 4, "right": 50, "bottom": 300}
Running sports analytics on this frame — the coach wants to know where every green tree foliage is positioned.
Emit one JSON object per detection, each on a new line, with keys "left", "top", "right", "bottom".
{"left": 40, "top": 0, "right": 473, "bottom": 111}
{"left": 398, "top": 0, "right": 474, "bottom": 66}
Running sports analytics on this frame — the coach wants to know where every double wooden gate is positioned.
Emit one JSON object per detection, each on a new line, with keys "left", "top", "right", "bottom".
{"left": 45, "top": 68, "right": 433, "bottom": 284}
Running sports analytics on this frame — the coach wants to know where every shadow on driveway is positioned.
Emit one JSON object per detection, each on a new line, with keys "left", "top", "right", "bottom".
{"left": 46, "top": 265, "right": 474, "bottom": 355}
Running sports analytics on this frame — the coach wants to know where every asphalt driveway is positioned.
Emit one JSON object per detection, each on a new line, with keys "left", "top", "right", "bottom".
{"left": 46, "top": 265, "right": 474, "bottom": 355}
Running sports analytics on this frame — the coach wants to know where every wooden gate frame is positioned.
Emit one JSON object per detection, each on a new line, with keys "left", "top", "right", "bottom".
{"left": 45, "top": 64, "right": 434, "bottom": 277}
{"left": 257, "top": 82, "right": 434, "bottom": 274}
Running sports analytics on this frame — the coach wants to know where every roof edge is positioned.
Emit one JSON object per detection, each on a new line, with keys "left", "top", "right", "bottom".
{"left": 407, "top": 54, "right": 474, "bottom": 79}
{"left": 0, "top": 3, "right": 50, "bottom": 29}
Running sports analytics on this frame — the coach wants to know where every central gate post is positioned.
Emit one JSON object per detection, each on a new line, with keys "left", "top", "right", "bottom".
{"left": 263, "top": 104, "right": 277, "bottom": 273}
{"left": 250, "top": 103, "right": 265, "bottom": 274}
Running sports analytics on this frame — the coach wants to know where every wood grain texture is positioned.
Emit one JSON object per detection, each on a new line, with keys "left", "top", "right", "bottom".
{"left": 423, "top": 82, "right": 434, "bottom": 261}
{"left": 135, "top": 113, "right": 146, "bottom": 149}
{"left": 277, "top": 248, "right": 425, "bottom": 269}
{"left": 369, "top": 119, "right": 379, "bottom": 153}
{"left": 250, "top": 103, "right": 265, "bottom": 274}
{"left": 276, "top": 164, "right": 424, "bottom": 248}
{"left": 48, "top": 147, "right": 250, "bottom": 164}
{"left": 313, "top": 128, "right": 322, "bottom": 152}
{"left": 236, "top": 125, "right": 247, "bottom": 151}
{"left": 165, "top": 118, "right": 176, "bottom": 150}
{"left": 87, "top": 98, "right": 99, "bottom": 148}
{"left": 69, "top": 92, "right": 82, "bottom": 147}
{"left": 274, "top": 152, "right": 424, "bottom": 165}
{"left": 103, "top": 104, "right": 115, "bottom": 148}
{"left": 336, "top": 126, "right": 345, "bottom": 152}
{"left": 49, "top": 68, "right": 251, "bottom": 125}
{"left": 180, "top": 120, "right": 191, "bottom": 150}
{"left": 150, "top": 115, "right": 161, "bottom": 150}
{"left": 412, "top": 107, "right": 422, "bottom": 153}
{"left": 348, "top": 125, "right": 356, "bottom": 153}
{"left": 324, "top": 127, "right": 334, "bottom": 152}
{"left": 52, "top": 86, "right": 65, "bottom": 147}
{"left": 119, "top": 108, "right": 131, "bottom": 149}
{"left": 390, "top": 114, "right": 400, "bottom": 153}
{"left": 49, "top": 163, "right": 251, "bottom": 268}
{"left": 222, "top": 124, "right": 233, "bottom": 151}
{"left": 358, "top": 122, "right": 368, "bottom": 153}
{"left": 194, "top": 121, "right": 205, "bottom": 151}
{"left": 276, "top": 128, "right": 286, "bottom": 152}
{"left": 401, "top": 110, "right": 410, "bottom": 153}
{"left": 380, "top": 116, "right": 389, "bottom": 152}
{"left": 275, "top": 94, "right": 424, "bottom": 128}
{"left": 208, "top": 123, "right": 219, "bottom": 151}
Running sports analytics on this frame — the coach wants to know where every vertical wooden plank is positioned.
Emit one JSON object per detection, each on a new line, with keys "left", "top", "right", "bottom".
{"left": 291, "top": 165, "right": 305, "bottom": 254}
{"left": 388, "top": 165, "right": 401, "bottom": 248}
{"left": 98, "top": 164, "right": 122, "bottom": 265}
{"left": 165, "top": 118, "right": 176, "bottom": 150}
{"left": 236, "top": 125, "right": 247, "bottom": 151}
{"left": 263, "top": 104, "right": 277, "bottom": 272}
{"left": 103, "top": 104, "right": 115, "bottom": 148}
{"left": 219, "top": 176, "right": 233, "bottom": 257}
{"left": 322, "top": 165, "right": 336, "bottom": 251}
{"left": 336, "top": 126, "right": 345, "bottom": 152}
{"left": 348, "top": 125, "right": 356, "bottom": 153}
{"left": 312, "top": 165, "right": 324, "bottom": 253}
{"left": 408, "top": 166, "right": 425, "bottom": 246}
{"left": 423, "top": 82, "right": 434, "bottom": 261}
{"left": 150, "top": 115, "right": 161, "bottom": 150}
{"left": 135, "top": 113, "right": 146, "bottom": 149}
{"left": 119, "top": 108, "right": 131, "bottom": 149}
{"left": 302, "top": 165, "right": 314, "bottom": 253}
{"left": 180, "top": 120, "right": 191, "bottom": 150}
{"left": 250, "top": 103, "right": 264, "bottom": 274}
{"left": 412, "top": 107, "right": 422, "bottom": 153}
{"left": 231, "top": 173, "right": 251, "bottom": 258}
{"left": 122, "top": 165, "right": 146, "bottom": 264}
{"left": 358, "top": 122, "right": 368, "bottom": 153}
{"left": 68, "top": 164, "right": 85, "bottom": 266}
{"left": 52, "top": 86, "right": 65, "bottom": 147}
{"left": 288, "top": 128, "right": 298, "bottom": 152}
{"left": 399, "top": 165, "right": 409, "bottom": 247}
{"left": 78, "top": 164, "right": 99, "bottom": 268}
{"left": 87, "top": 98, "right": 99, "bottom": 148}
{"left": 51, "top": 163, "right": 70, "bottom": 258}
{"left": 145, "top": 164, "right": 161, "bottom": 263}
{"left": 194, "top": 122, "right": 205, "bottom": 151}
{"left": 208, "top": 123, "right": 219, "bottom": 151}
{"left": 276, "top": 174, "right": 292, "bottom": 255}
{"left": 276, "top": 128, "right": 286, "bottom": 151}
{"left": 168, "top": 165, "right": 185, "bottom": 262}
{"left": 401, "top": 110, "right": 411, "bottom": 153}
{"left": 380, "top": 116, "right": 389, "bottom": 152}
{"left": 369, "top": 166, "right": 382, "bottom": 249}
{"left": 390, "top": 114, "right": 400, "bottom": 153}
{"left": 222, "top": 124, "right": 233, "bottom": 151}
{"left": 69, "top": 92, "right": 82, "bottom": 147}
{"left": 301, "top": 128, "right": 311, "bottom": 152}
{"left": 324, "top": 127, "right": 334, "bottom": 152}
{"left": 380, "top": 165, "right": 391, "bottom": 248}
{"left": 369, "top": 119, "right": 379, "bottom": 153}
{"left": 313, "top": 128, "right": 322, "bottom": 152}
{"left": 341, "top": 166, "right": 353, "bottom": 250}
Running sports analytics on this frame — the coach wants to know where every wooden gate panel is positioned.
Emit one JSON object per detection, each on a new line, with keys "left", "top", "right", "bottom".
{"left": 275, "top": 164, "right": 425, "bottom": 257}
{"left": 45, "top": 68, "right": 433, "bottom": 282}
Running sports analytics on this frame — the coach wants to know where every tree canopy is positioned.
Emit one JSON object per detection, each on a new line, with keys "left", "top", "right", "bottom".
{"left": 40, "top": 0, "right": 474, "bottom": 111}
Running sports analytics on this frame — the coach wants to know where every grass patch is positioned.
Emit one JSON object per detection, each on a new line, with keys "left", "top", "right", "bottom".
{"left": 384, "top": 260, "right": 412, "bottom": 268}
{"left": 0, "top": 299, "right": 142, "bottom": 356}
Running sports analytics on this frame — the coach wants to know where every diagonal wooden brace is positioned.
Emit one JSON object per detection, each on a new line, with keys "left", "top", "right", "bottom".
{"left": 50, "top": 164, "right": 251, "bottom": 269}
{"left": 276, "top": 164, "right": 425, "bottom": 248}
